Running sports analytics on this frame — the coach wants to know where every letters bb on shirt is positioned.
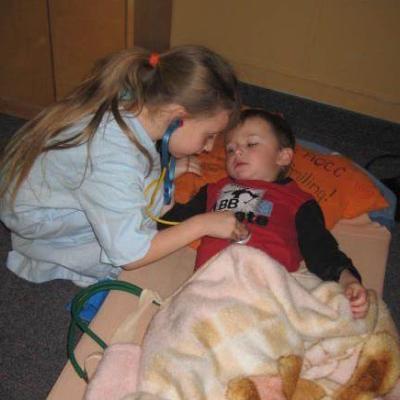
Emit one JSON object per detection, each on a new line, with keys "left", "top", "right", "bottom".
{"left": 195, "top": 177, "right": 314, "bottom": 270}
{"left": 213, "top": 183, "right": 273, "bottom": 222}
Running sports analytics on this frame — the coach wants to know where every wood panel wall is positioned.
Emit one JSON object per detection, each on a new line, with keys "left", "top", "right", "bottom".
{"left": 171, "top": 0, "right": 400, "bottom": 123}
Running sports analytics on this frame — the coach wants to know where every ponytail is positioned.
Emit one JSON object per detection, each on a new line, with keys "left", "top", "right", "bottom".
{"left": 1, "top": 45, "right": 240, "bottom": 202}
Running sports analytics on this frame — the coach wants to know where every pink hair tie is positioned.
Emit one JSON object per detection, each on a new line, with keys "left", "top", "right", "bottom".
{"left": 149, "top": 53, "right": 160, "bottom": 68}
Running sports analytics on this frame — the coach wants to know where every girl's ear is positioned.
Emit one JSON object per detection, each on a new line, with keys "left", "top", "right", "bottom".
{"left": 277, "top": 147, "right": 294, "bottom": 167}
{"left": 162, "top": 103, "right": 187, "bottom": 120}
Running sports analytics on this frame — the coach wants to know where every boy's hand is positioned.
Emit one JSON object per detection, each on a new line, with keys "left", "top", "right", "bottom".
{"left": 175, "top": 156, "right": 202, "bottom": 178}
{"left": 344, "top": 282, "right": 369, "bottom": 319}
{"left": 339, "top": 269, "right": 369, "bottom": 319}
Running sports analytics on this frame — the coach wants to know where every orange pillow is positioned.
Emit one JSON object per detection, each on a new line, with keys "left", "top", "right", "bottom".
{"left": 289, "top": 145, "right": 388, "bottom": 228}
{"left": 174, "top": 138, "right": 388, "bottom": 230}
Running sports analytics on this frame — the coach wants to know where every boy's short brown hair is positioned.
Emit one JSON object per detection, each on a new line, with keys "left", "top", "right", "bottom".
{"left": 233, "top": 108, "right": 295, "bottom": 179}
{"left": 237, "top": 108, "right": 295, "bottom": 150}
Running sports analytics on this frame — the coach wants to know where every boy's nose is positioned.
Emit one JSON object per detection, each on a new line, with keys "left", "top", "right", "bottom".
{"left": 235, "top": 147, "right": 244, "bottom": 155}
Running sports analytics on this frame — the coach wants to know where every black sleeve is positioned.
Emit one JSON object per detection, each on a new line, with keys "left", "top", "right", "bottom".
{"left": 157, "top": 185, "right": 208, "bottom": 230}
{"left": 295, "top": 200, "right": 362, "bottom": 282}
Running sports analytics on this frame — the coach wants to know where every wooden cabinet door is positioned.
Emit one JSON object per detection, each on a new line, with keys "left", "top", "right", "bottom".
{"left": 0, "top": 0, "right": 172, "bottom": 117}
{"left": 48, "top": 0, "right": 127, "bottom": 99}
{"left": 0, "top": 0, "right": 54, "bottom": 118}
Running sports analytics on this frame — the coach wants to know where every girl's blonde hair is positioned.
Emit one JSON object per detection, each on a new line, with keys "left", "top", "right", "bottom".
{"left": 1, "top": 45, "right": 240, "bottom": 202}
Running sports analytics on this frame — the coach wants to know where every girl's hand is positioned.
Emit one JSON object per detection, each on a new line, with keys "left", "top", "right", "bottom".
{"left": 344, "top": 282, "right": 369, "bottom": 319}
{"left": 197, "top": 211, "right": 249, "bottom": 242}
{"left": 175, "top": 156, "right": 202, "bottom": 178}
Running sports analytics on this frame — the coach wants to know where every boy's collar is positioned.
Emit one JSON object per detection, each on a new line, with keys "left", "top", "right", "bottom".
{"left": 274, "top": 176, "right": 292, "bottom": 185}
{"left": 229, "top": 176, "right": 292, "bottom": 186}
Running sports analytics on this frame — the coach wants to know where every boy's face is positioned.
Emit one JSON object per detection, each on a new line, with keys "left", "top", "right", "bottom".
{"left": 225, "top": 117, "right": 293, "bottom": 181}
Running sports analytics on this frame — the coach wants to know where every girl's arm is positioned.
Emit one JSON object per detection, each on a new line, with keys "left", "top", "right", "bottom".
{"left": 123, "top": 211, "right": 248, "bottom": 270}
{"left": 158, "top": 185, "right": 208, "bottom": 227}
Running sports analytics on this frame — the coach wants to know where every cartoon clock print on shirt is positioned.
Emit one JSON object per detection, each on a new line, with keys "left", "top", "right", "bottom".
{"left": 214, "top": 183, "right": 273, "bottom": 225}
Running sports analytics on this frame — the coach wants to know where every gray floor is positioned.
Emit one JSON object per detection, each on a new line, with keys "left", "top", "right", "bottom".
{"left": 0, "top": 84, "right": 399, "bottom": 399}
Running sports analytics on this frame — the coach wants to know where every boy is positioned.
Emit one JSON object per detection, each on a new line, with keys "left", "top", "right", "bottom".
{"left": 161, "top": 109, "right": 369, "bottom": 319}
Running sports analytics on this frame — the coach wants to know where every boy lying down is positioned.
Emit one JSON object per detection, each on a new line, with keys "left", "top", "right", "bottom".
{"left": 160, "top": 108, "right": 369, "bottom": 319}
{"left": 87, "top": 110, "right": 400, "bottom": 399}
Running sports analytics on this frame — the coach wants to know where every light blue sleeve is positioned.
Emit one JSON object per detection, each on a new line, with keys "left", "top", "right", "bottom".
{"left": 77, "top": 128, "right": 158, "bottom": 267}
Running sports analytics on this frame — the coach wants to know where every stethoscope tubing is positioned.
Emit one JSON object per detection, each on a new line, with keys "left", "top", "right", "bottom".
{"left": 161, "top": 119, "right": 182, "bottom": 205}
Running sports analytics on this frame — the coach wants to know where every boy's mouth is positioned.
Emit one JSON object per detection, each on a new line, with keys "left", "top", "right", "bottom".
{"left": 234, "top": 161, "right": 248, "bottom": 169}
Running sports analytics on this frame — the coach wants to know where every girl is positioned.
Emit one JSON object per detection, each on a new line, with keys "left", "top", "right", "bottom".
{"left": 0, "top": 45, "right": 248, "bottom": 287}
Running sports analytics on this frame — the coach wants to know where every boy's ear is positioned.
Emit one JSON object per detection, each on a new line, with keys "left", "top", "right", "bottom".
{"left": 277, "top": 147, "right": 294, "bottom": 167}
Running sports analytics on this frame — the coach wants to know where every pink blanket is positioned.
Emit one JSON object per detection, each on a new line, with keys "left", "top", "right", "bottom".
{"left": 87, "top": 245, "right": 400, "bottom": 400}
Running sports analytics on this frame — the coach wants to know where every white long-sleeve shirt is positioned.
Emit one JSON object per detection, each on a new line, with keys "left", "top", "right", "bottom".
{"left": 0, "top": 113, "right": 163, "bottom": 286}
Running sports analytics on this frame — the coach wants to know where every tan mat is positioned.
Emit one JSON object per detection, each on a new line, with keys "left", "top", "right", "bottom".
{"left": 47, "top": 215, "right": 391, "bottom": 399}
{"left": 332, "top": 215, "right": 391, "bottom": 294}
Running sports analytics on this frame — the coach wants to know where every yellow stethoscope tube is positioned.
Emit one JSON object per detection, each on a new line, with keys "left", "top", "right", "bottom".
{"left": 144, "top": 168, "right": 179, "bottom": 226}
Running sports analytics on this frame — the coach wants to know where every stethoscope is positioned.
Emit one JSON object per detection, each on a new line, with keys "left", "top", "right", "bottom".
{"left": 144, "top": 119, "right": 182, "bottom": 226}
{"left": 160, "top": 119, "right": 182, "bottom": 205}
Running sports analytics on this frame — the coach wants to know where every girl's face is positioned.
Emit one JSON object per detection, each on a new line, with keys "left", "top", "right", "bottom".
{"left": 225, "top": 117, "right": 293, "bottom": 182}
{"left": 168, "top": 111, "right": 230, "bottom": 158}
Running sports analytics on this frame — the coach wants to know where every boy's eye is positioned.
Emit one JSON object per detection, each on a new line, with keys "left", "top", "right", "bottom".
{"left": 248, "top": 142, "right": 258, "bottom": 147}
{"left": 226, "top": 146, "right": 235, "bottom": 154}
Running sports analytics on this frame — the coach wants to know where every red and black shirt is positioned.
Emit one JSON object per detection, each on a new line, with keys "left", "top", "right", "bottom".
{"left": 160, "top": 177, "right": 361, "bottom": 282}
